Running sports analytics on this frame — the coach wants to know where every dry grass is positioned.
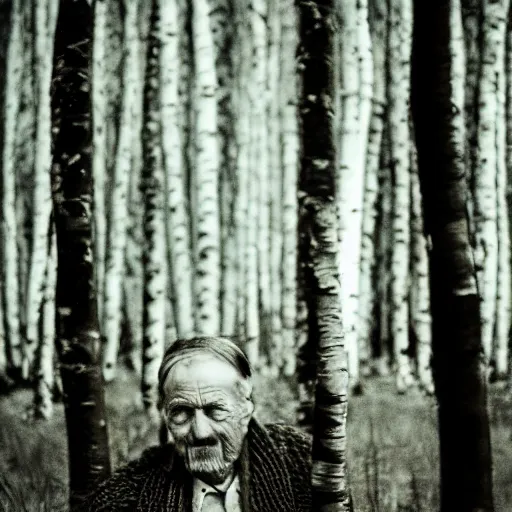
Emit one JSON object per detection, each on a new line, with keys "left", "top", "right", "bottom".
{"left": 0, "top": 369, "right": 511, "bottom": 511}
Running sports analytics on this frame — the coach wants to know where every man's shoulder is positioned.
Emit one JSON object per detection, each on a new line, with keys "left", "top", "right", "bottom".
{"left": 78, "top": 444, "right": 173, "bottom": 511}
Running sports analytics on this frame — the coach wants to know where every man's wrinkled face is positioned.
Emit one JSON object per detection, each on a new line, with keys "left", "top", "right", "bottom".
{"left": 161, "top": 354, "right": 254, "bottom": 486}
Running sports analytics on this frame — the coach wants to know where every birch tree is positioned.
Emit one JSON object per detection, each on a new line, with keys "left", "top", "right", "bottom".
{"left": 34, "top": 230, "right": 57, "bottom": 419}
{"left": 192, "top": 0, "right": 221, "bottom": 335}
{"left": 494, "top": 0, "right": 510, "bottom": 379}
{"left": 473, "top": 0, "right": 508, "bottom": 364}
{"left": 141, "top": 0, "right": 167, "bottom": 422}
{"left": 1, "top": 0, "right": 22, "bottom": 373}
{"left": 411, "top": 0, "right": 494, "bottom": 508}
{"left": 280, "top": 0, "right": 300, "bottom": 376}
{"left": 298, "top": 0, "right": 351, "bottom": 507}
{"left": 91, "top": 0, "right": 108, "bottom": 324}
{"left": 267, "top": 0, "right": 283, "bottom": 372}
{"left": 24, "top": 0, "right": 59, "bottom": 379}
{"left": 359, "top": 0, "right": 387, "bottom": 376}
{"left": 102, "top": 0, "right": 140, "bottom": 381}
{"left": 409, "top": 142, "right": 433, "bottom": 393}
{"left": 388, "top": 0, "right": 414, "bottom": 392}
{"left": 51, "top": 0, "right": 111, "bottom": 505}
{"left": 336, "top": 0, "right": 366, "bottom": 390}
{"left": 160, "top": 0, "right": 195, "bottom": 339}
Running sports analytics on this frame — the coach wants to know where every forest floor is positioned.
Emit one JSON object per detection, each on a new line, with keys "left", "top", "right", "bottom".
{"left": 0, "top": 368, "right": 511, "bottom": 511}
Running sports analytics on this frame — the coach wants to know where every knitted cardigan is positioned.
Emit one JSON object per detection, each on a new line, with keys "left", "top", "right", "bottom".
{"left": 80, "top": 419, "right": 313, "bottom": 512}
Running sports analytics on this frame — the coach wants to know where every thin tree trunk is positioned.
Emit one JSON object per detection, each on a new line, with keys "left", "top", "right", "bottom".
{"left": 280, "top": 0, "right": 299, "bottom": 376}
{"left": 411, "top": 0, "right": 494, "bottom": 508}
{"left": 267, "top": 0, "right": 283, "bottom": 373}
{"left": 1, "top": 0, "right": 22, "bottom": 373}
{"left": 102, "top": 0, "right": 140, "bottom": 381}
{"left": 192, "top": 0, "right": 221, "bottom": 335}
{"left": 24, "top": 0, "right": 59, "bottom": 379}
{"left": 409, "top": 141, "right": 433, "bottom": 394}
{"left": 51, "top": 0, "right": 111, "bottom": 505}
{"left": 359, "top": 0, "right": 387, "bottom": 377}
{"left": 141, "top": 0, "right": 167, "bottom": 422}
{"left": 160, "top": 0, "right": 195, "bottom": 339}
{"left": 388, "top": 0, "right": 414, "bottom": 393}
{"left": 91, "top": 0, "right": 108, "bottom": 325}
{"left": 337, "top": 0, "right": 362, "bottom": 390}
{"left": 494, "top": 0, "right": 510, "bottom": 379}
{"left": 233, "top": 0, "right": 250, "bottom": 345}
{"left": 34, "top": 229, "right": 57, "bottom": 420}
{"left": 473, "top": 0, "right": 508, "bottom": 364}
{"left": 298, "top": 0, "right": 351, "bottom": 508}
{"left": 374, "top": 123, "right": 393, "bottom": 376}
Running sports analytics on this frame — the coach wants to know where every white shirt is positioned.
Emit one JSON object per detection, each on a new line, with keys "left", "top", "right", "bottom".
{"left": 192, "top": 474, "right": 242, "bottom": 512}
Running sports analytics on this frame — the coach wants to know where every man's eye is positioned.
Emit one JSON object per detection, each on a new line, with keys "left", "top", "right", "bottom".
{"left": 205, "top": 407, "right": 228, "bottom": 421}
{"left": 169, "top": 407, "right": 192, "bottom": 425}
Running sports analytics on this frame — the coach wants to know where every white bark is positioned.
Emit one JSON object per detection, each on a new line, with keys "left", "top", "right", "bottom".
{"left": 268, "top": 0, "right": 283, "bottom": 373}
{"left": 359, "top": 0, "right": 383, "bottom": 376}
{"left": 192, "top": 0, "right": 221, "bottom": 335}
{"left": 141, "top": 3, "right": 167, "bottom": 418}
{"left": 102, "top": 0, "right": 139, "bottom": 381}
{"left": 494, "top": 0, "right": 511, "bottom": 378}
{"left": 388, "top": 0, "right": 414, "bottom": 393}
{"left": 2, "top": 0, "right": 23, "bottom": 370}
{"left": 24, "top": 0, "right": 59, "bottom": 379}
{"left": 410, "top": 143, "right": 433, "bottom": 394}
{"left": 280, "top": 0, "right": 299, "bottom": 376}
{"left": 160, "top": 0, "right": 195, "bottom": 339}
{"left": 337, "top": 0, "right": 364, "bottom": 388}
{"left": 34, "top": 231, "right": 57, "bottom": 419}
{"left": 474, "top": 0, "right": 508, "bottom": 363}
{"left": 92, "top": 0, "right": 108, "bottom": 325}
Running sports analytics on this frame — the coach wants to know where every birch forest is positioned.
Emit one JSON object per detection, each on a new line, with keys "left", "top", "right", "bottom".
{"left": 0, "top": 0, "right": 511, "bottom": 510}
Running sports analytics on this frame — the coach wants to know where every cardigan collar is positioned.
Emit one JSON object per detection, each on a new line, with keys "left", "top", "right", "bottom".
{"left": 138, "top": 419, "right": 297, "bottom": 512}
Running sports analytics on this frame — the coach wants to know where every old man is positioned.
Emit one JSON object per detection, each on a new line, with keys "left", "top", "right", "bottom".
{"left": 84, "top": 336, "right": 313, "bottom": 511}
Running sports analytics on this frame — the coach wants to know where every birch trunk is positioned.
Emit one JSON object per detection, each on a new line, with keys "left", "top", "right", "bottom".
{"left": 233, "top": 0, "right": 250, "bottom": 344}
{"left": 160, "top": 0, "right": 195, "bottom": 339}
{"left": 192, "top": 0, "right": 221, "bottom": 335}
{"left": 92, "top": 0, "right": 108, "bottom": 325}
{"left": 267, "top": 0, "right": 283, "bottom": 373}
{"left": 374, "top": 124, "right": 392, "bottom": 375}
{"left": 359, "top": 0, "right": 386, "bottom": 376}
{"left": 298, "top": 0, "right": 351, "bottom": 507}
{"left": 280, "top": 0, "right": 299, "bottom": 376}
{"left": 141, "top": 0, "right": 167, "bottom": 421}
{"left": 461, "top": 0, "right": 482, "bottom": 231}
{"left": 473, "top": 0, "right": 508, "bottom": 364}
{"left": 51, "top": 0, "right": 111, "bottom": 504}
{"left": 388, "top": 0, "right": 414, "bottom": 393}
{"left": 34, "top": 230, "right": 57, "bottom": 420}
{"left": 1, "top": 0, "right": 22, "bottom": 371}
{"left": 210, "top": 0, "right": 237, "bottom": 338}
{"left": 337, "top": 0, "right": 365, "bottom": 389}
{"left": 494, "top": 0, "right": 511, "bottom": 379}
{"left": 102, "top": 0, "right": 139, "bottom": 381}
{"left": 409, "top": 142, "right": 433, "bottom": 394}
{"left": 24, "top": 0, "right": 59, "bottom": 379}
{"left": 505, "top": 3, "right": 512, "bottom": 382}
{"left": 411, "top": 0, "right": 494, "bottom": 507}
{"left": 251, "top": 0, "right": 272, "bottom": 368}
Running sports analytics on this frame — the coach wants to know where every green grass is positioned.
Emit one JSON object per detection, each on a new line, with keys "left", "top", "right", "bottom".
{"left": 0, "top": 370, "right": 511, "bottom": 511}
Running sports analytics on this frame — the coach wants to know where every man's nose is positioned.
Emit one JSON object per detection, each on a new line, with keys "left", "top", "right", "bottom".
{"left": 191, "top": 409, "right": 214, "bottom": 440}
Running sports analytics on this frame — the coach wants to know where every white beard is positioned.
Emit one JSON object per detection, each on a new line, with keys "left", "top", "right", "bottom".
{"left": 185, "top": 444, "right": 232, "bottom": 484}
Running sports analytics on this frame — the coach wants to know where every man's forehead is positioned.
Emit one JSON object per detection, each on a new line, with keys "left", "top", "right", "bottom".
{"left": 162, "top": 353, "right": 242, "bottom": 395}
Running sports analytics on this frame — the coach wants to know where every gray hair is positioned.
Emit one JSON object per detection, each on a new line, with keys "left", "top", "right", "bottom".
{"left": 157, "top": 336, "right": 253, "bottom": 408}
